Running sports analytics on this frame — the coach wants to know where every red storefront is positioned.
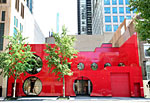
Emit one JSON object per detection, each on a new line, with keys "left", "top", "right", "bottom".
{"left": 7, "top": 34, "right": 144, "bottom": 97}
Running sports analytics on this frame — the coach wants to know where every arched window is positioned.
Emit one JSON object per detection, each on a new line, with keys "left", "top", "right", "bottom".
{"left": 104, "top": 63, "right": 111, "bottom": 67}
{"left": 118, "top": 63, "right": 125, "bottom": 66}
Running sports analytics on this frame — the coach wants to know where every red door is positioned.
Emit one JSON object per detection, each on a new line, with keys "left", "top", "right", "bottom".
{"left": 134, "top": 83, "right": 141, "bottom": 97}
{"left": 111, "top": 73, "right": 130, "bottom": 97}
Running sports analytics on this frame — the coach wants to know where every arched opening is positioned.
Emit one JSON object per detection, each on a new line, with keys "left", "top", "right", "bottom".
{"left": 73, "top": 76, "right": 92, "bottom": 96}
{"left": 23, "top": 76, "right": 42, "bottom": 96}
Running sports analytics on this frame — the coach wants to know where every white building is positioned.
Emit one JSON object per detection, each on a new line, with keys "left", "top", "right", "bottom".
{"left": 0, "top": 0, "right": 45, "bottom": 97}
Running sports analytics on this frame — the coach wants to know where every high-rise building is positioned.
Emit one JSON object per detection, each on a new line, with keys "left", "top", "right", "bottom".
{"left": 0, "top": 0, "right": 45, "bottom": 97}
{"left": 77, "top": 0, "right": 92, "bottom": 35}
{"left": 92, "top": 0, "right": 136, "bottom": 34}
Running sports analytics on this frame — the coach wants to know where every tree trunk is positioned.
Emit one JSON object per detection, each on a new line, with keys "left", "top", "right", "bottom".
{"left": 13, "top": 77, "right": 17, "bottom": 98}
{"left": 63, "top": 75, "right": 65, "bottom": 97}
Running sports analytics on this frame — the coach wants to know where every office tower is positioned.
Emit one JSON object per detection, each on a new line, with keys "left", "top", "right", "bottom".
{"left": 77, "top": 0, "right": 92, "bottom": 35}
{"left": 92, "top": 0, "right": 136, "bottom": 34}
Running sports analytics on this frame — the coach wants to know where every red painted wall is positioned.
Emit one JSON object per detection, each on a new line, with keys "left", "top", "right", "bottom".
{"left": 7, "top": 34, "right": 144, "bottom": 97}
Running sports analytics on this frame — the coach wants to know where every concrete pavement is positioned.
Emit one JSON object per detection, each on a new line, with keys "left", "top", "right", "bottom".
{"left": 1, "top": 97, "right": 150, "bottom": 103}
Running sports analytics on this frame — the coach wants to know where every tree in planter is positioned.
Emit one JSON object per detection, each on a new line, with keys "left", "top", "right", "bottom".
{"left": 44, "top": 26, "right": 78, "bottom": 98}
{"left": 0, "top": 32, "right": 36, "bottom": 98}
{"left": 129, "top": 0, "right": 150, "bottom": 42}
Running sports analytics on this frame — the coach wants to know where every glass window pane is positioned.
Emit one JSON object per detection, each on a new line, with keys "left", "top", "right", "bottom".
{"left": 0, "top": 23, "right": 4, "bottom": 50}
{"left": 16, "top": 18, "right": 18, "bottom": 27}
{"left": 104, "top": 0, "right": 110, "bottom": 5}
{"left": 112, "top": 7, "right": 117, "bottom": 14}
{"left": 104, "top": 7, "right": 110, "bottom": 14}
{"left": 105, "top": 16, "right": 111, "bottom": 23}
{"left": 119, "top": 7, "right": 124, "bottom": 14}
{"left": 133, "top": 8, "right": 137, "bottom": 13}
{"left": 91, "top": 63, "right": 98, "bottom": 70}
{"left": 119, "top": 0, "right": 123, "bottom": 5}
{"left": 112, "top": 0, "right": 117, "bottom": 5}
{"left": 13, "top": 27, "right": 17, "bottom": 36}
{"left": 14, "top": 16, "right": 16, "bottom": 26}
{"left": 126, "top": 16, "right": 131, "bottom": 19}
{"left": 26, "top": 55, "right": 43, "bottom": 74}
{"left": 113, "top": 16, "right": 118, "bottom": 22}
{"left": 1, "top": 11, "right": 5, "bottom": 21}
{"left": 120, "top": 16, "right": 124, "bottom": 22}
{"left": 113, "top": 25, "right": 118, "bottom": 31}
{"left": 125, "top": 0, "right": 129, "bottom": 5}
{"left": 104, "top": 63, "right": 111, "bottom": 67}
{"left": 126, "top": 7, "right": 131, "bottom": 13}
{"left": 77, "top": 63, "right": 84, "bottom": 70}
{"left": 23, "top": 77, "right": 42, "bottom": 96}
{"left": 105, "top": 25, "right": 112, "bottom": 32}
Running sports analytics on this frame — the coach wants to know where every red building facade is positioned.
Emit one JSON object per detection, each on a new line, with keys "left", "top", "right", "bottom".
{"left": 7, "top": 34, "right": 144, "bottom": 97}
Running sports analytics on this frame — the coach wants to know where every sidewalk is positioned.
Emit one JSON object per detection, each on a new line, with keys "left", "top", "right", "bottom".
{"left": 1, "top": 97, "right": 150, "bottom": 103}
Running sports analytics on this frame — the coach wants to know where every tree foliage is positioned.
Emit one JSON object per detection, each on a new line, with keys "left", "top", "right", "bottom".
{"left": 44, "top": 26, "right": 78, "bottom": 79}
{"left": 44, "top": 26, "right": 78, "bottom": 97}
{"left": 0, "top": 31, "right": 36, "bottom": 97}
{"left": 129, "top": 0, "right": 150, "bottom": 42}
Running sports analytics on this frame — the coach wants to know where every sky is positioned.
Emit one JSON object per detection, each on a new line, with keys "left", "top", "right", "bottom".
{"left": 33, "top": 0, "right": 77, "bottom": 37}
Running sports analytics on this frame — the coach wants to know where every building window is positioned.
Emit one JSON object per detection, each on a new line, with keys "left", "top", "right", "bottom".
{"left": 13, "top": 27, "right": 17, "bottom": 36}
{"left": 14, "top": 17, "right": 18, "bottom": 27}
{"left": 119, "top": 7, "right": 124, "bottom": 14}
{"left": 0, "top": 0, "right": 6, "bottom": 3}
{"left": 105, "top": 16, "right": 111, "bottom": 23}
{"left": 23, "top": 77, "right": 42, "bottom": 96}
{"left": 144, "top": 44, "right": 150, "bottom": 58}
{"left": 0, "top": 23, "right": 4, "bottom": 50}
{"left": 133, "top": 8, "right": 137, "bottom": 13}
{"left": 104, "top": 63, "right": 111, "bottom": 67}
{"left": 15, "top": 0, "right": 19, "bottom": 12}
{"left": 126, "top": 7, "right": 131, "bottom": 14}
{"left": 126, "top": 16, "right": 131, "bottom": 19}
{"left": 112, "top": 0, "right": 117, "bottom": 5}
{"left": 146, "top": 61, "right": 150, "bottom": 79}
{"left": 119, "top": 0, "right": 123, "bottom": 5}
{"left": 82, "top": 26, "right": 86, "bottom": 32}
{"left": 104, "top": 7, "right": 111, "bottom": 14}
{"left": 105, "top": 25, "right": 112, "bottom": 32}
{"left": 21, "top": 3, "right": 24, "bottom": 19}
{"left": 20, "top": 23, "right": 23, "bottom": 32}
{"left": 91, "top": 63, "right": 98, "bottom": 70}
{"left": 26, "top": 55, "right": 43, "bottom": 74}
{"left": 113, "top": 16, "right": 118, "bottom": 23}
{"left": 113, "top": 25, "right": 118, "bottom": 31}
{"left": 112, "top": 7, "right": 117, "bottom": 14}
{"left": 1, "top": 11, "right": 5, "bottom": 21}
{"left": 104, "top": 0, "right": 110, "bottom": 5}
{"left": 125, "top": 0, "right": 129, "bottom": 5}
{"left": 77, "top": 63, "right": 84, "bottom": 70}
{"left": 118, "top": 63, "right": 125, "bottom": 66}
{"left": 120, "top": 16, "right": 124, "bottom": 22}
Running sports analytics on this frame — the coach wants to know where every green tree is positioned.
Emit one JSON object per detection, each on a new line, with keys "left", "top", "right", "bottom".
{"left": 44, "top": 26, "right": 78, "bottom": 97}
{"left": 0, "top": 32, "right": 36, "bottom": 98}
{"left": 129, "top": 0, "right": 150, "bottom": 42}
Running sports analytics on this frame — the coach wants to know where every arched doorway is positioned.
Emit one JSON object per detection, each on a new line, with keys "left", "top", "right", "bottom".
{"left": 73, "top": 76, "right": 92, "bottom": 96}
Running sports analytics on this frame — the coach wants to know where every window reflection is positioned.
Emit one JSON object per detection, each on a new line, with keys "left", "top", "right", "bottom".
{"left": 26, "top": 55, "right": 43, "bottom": 74}
{"left": 118, "top": 63, "right": 125, "bottom": 66}
{"left": 104, "top": 63, "right": 111, "bottom": 67}
{"left": 23, "top": 77, "right": 42, "bottom": 96}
